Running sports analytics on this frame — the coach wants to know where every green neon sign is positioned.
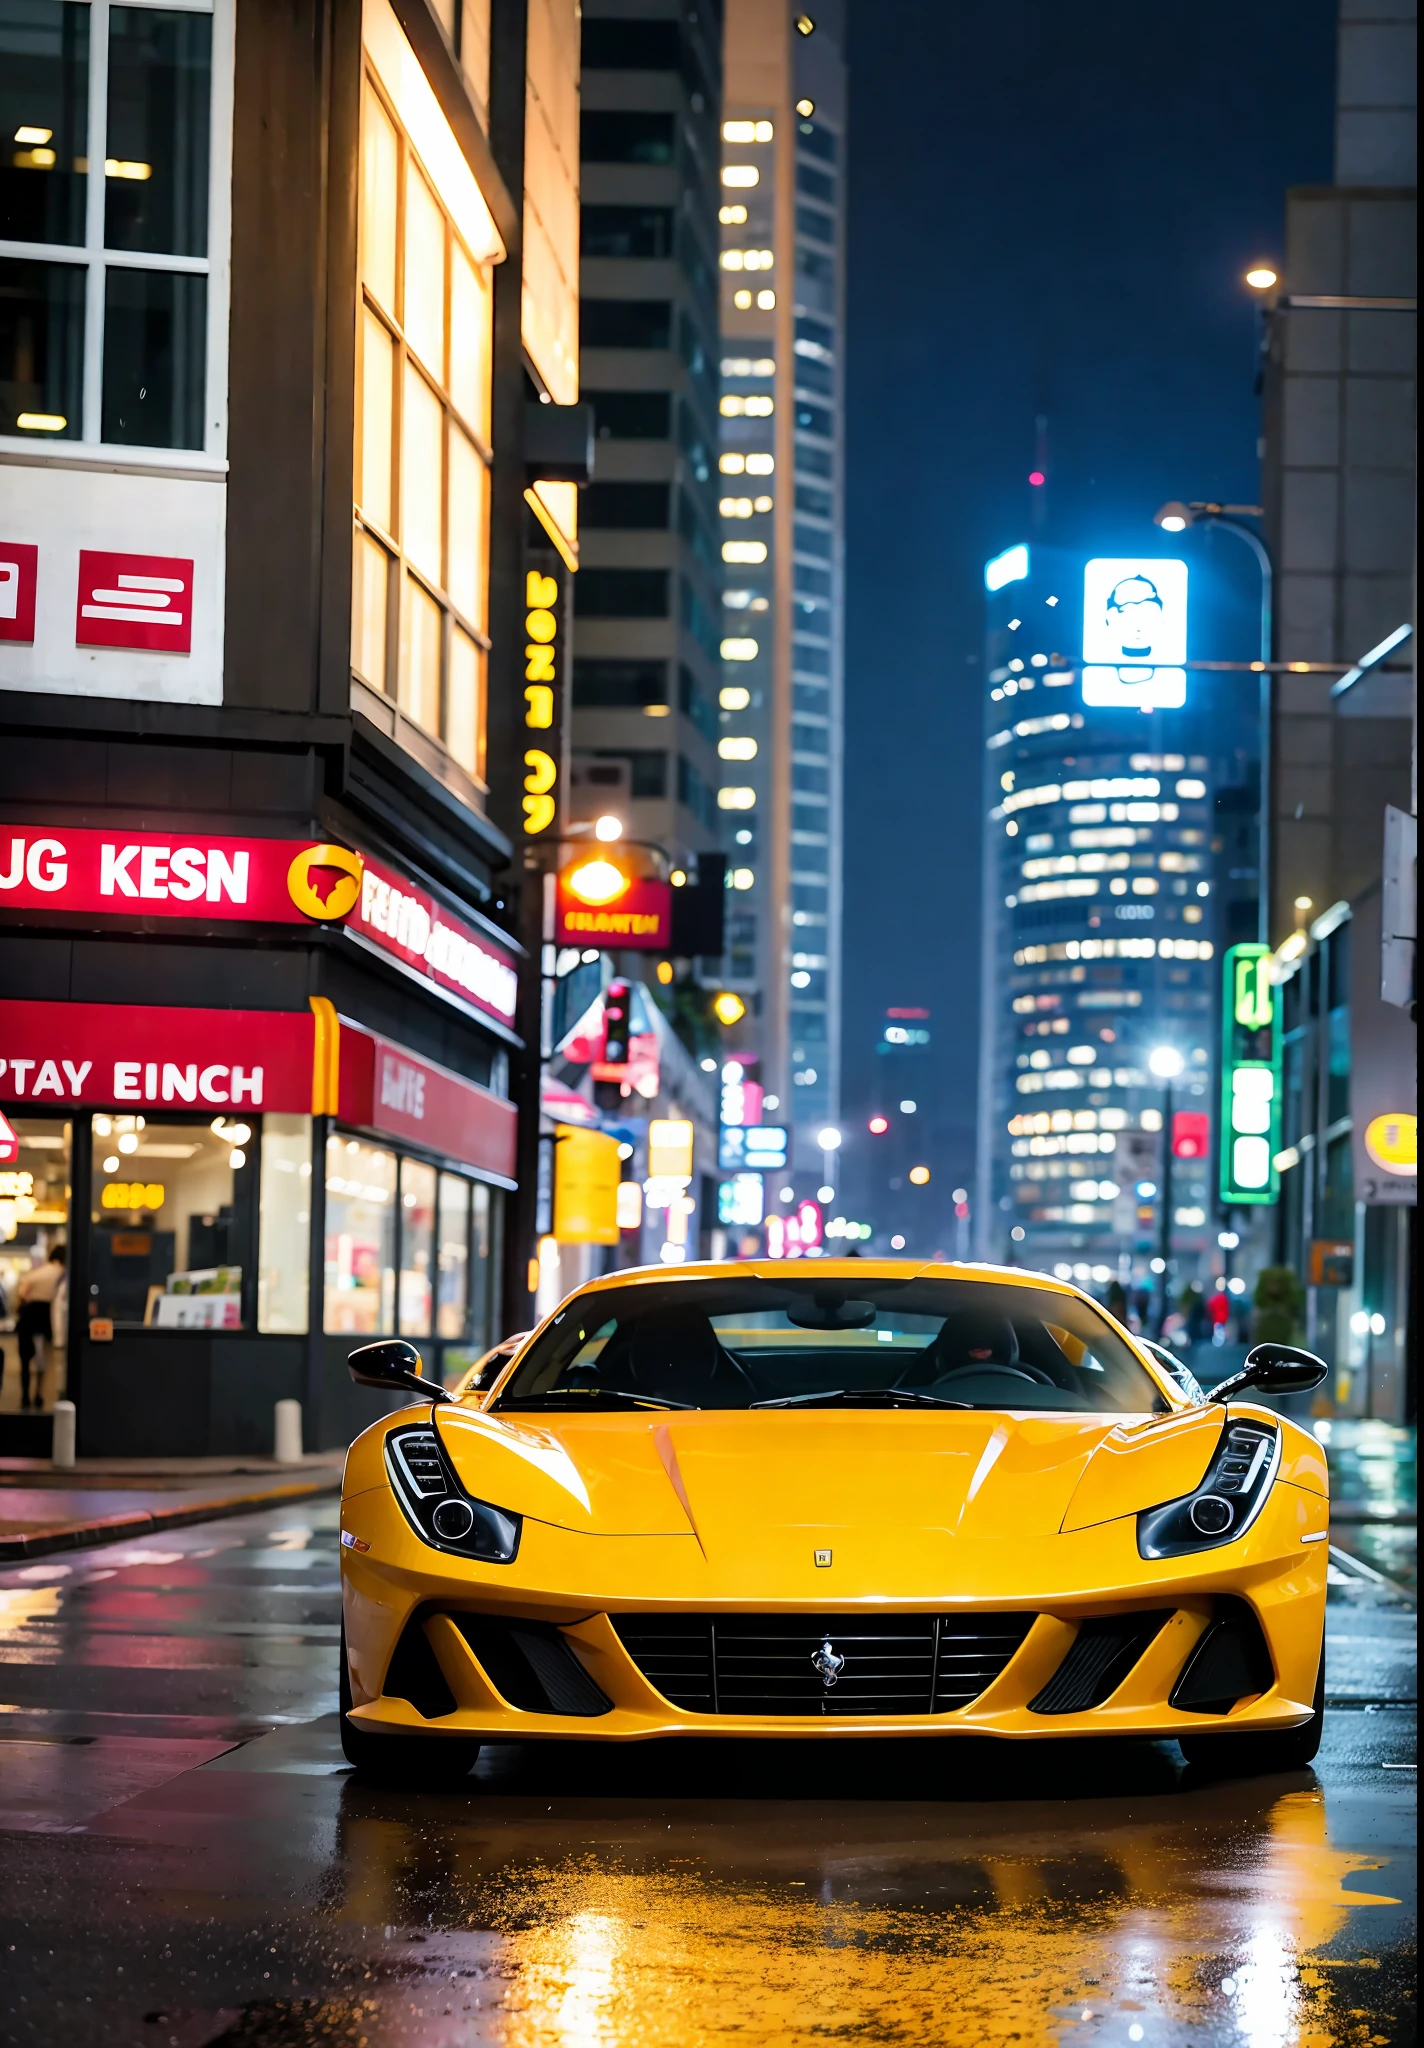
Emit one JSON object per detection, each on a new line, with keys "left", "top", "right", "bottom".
{"left": 1220, "top": 942, "right": 1282, "bottom": 1206}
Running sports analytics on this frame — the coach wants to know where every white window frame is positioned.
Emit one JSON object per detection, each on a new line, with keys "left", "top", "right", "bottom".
{"left": 0, "top": 0, "right": 233, "bottom": 471}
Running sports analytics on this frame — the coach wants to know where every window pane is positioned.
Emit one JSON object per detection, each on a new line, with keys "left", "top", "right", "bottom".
{"left": 91, "top": 1116, "right": 243, "bottom": 1328}
{"left": 258, "top": 1114, "right": 311, "bottom": 1334}
{"left": 445, "top": 425, "right": 487, "bottom": 626}
{"left": 446, "top": 626, "right": 485, "bottom": 782}
{"left": 0, "top": 255, "right": 83, "bottom": 438}
{"left": 351, "top": 529, "right": 390, "bottom": 691}
{"left": 449, "top": 241, "right": 490, "bottom": 438}
{"left": 358, "top": 307, "right": 393, "bottom": 530}
{"left": 470, "top": 1182, "right": 494, "bottom": 1348}
{"left": 101, "top": 266, "right": 206, "bottom": 448}
{"left": 360, "top": 79, "right": 398, "bottom": 314}
{"left": 104, "top": 5, "right": 211, "bottom": 257}
{"left": 0, "top": 0, "right": 89, "bottom": 246}
{"left": 402, "top": 160, "right": 445, "bottom": 380}
{"left": 400, "top": 362, "right": 443, "bottom": 583}
{"left": 399, "top": 1157, "right": 436, "bottom": 1336}
{"left": 0, "top": 1116, "right": 71, "bottom": 1414}
{"left": 400, "top": 573, "right": 442, "bottom": 734}
{"left": 459, "top": 0, "right": 490, "bottom": 124}
{"left": 436, "top": 1174, "right": 470, "bottom": 1339}
{"left": 324, "top": 1134, "right": 396, "bottom": 1334}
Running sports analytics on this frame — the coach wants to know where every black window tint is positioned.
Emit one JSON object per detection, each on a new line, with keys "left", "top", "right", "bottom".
{"left": 795, "top": 315, "right": 834, "bottom": 354}
{"left": 794, "top": 355, "right": 832, "bottom": 397}
{"left": 678, "top": 661, "right": 717, "bottom": 744}
{"left": 104, "top": 5, "right": 211, "bottom": 256}
{"left": 796, "top": 441, "right": 832, "bottom": 478}
{"left": 794, "top": 561, "right": 831, "bottom": 598}
{"left": 586, "top": 388, "right": 671, "bottom": 439}
{"left": 795, "top": 204, "right": 833, "bottom": 245}
{"left": 101, "top": 266, "right": 206, "bottom": 448}
{"left": 795, "top": 401, "right": 832, "bottom": 438}
{"left": 795, "top": 481, "right": 832, "bottom": 517}
{"left": 680, "top": 577, "right": 719, "bottom": 663}
{"left": 796, "top": 119, "right": 836, "bottom": 164}
{"left": 581, "top": 205, "right": 675, "bottom": 260}
{"left": 797, "top": 245, "right": 834, "bottom": 285}
{"left": 0, "top": 254, "right": 83, "bottom": 436}
{"left": 582, "top": 299, "right": 673, "bottom": 349}
{"left": 0, "top": 0, "right": 89, "bottom": 246}
{"left": 594, "top": 748, "right": 667, "bottom": 798}
{"left": 573, "top": 658, "right": 668, "bottom": 708}
{"left": 581, "top": 111, "right": 675, "bottom": 165}
{"left": 574, "top": 569, "right": 670, "bottom": 618}
{"left": 794, "top": 522, "right": 831, "bottom": 561}
{"left": 795, "top": 162, "right": 834, "bottom": 204}
{"left": 581, "top": 19, "right": 681, "bottom": 68}
{"left": 581, "top": 482, "right": 671, "bottom": 528}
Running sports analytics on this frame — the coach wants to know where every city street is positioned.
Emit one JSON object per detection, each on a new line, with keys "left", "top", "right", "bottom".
{"left": 1, "top": 1495, "right": 1413, "bottom": 2048}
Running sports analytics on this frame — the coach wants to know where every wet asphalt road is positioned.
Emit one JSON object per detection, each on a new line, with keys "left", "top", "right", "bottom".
{"left": 0, "top": 1498, "right": 1414, "bottom": 2048}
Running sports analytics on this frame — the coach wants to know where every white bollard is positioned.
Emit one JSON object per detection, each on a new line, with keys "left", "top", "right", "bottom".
{"left": 52, "top": 1399, "right": 77, "bottom": 1469}
{"left": 273, "top": 1398, "right": 304, "bottom": 1464}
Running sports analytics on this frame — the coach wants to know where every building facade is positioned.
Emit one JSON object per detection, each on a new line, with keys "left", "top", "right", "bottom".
{"left": 0, "top": 0, "right": 582, "bottom": 1453}
{"left": 718, "top": 0, "right": 846, "bottom": 1160}
{"left": 974, "top": 545, "right": 1254, "bottom": 1300}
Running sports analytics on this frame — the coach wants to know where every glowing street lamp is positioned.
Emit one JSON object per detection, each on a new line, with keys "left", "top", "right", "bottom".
{"left": 562, "top": 856, "right": 628, "bottom": 907}
{"left": 1244, "top": 264, "right": 1278, "bottom": 291}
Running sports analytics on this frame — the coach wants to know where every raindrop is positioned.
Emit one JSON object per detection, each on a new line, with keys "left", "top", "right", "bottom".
{"left": 1221, "top": 1977, "right": 1238, "bottom": 1996}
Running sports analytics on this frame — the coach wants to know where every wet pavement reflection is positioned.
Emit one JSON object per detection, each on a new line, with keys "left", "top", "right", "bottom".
{"left": 0, "top": 1500, "right": 1414, "bottom": 2047}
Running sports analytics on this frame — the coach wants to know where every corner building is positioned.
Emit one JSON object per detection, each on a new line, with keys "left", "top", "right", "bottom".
{"left": 0, "top": 0, "right": 582, "bottom": 1455}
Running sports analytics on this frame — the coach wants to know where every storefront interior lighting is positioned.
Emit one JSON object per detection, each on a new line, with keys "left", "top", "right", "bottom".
{"left": 117, "top": 1132, "right": 138, "bottom": 1154}
{"left": 102, "top": 1154, "right": 119, "bottom": 1173}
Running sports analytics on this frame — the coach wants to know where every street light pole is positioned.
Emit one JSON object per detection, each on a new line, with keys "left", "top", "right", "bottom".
{"left": 1157, "top": 1072, "right": 1174, "bottom": 1338}
{"left": 1154, "top": 503, "right": 1275, "bottom": 944}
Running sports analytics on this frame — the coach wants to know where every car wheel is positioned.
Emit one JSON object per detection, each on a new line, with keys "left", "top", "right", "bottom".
{"left": 339, "top": 1621, "right": 481, "bottom": 1786}
{"left": 1178, "top": 1641, "right": 1324, "bottom": 1775}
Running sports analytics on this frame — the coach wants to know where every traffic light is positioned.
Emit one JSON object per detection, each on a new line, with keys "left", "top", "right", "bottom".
{"left": 602, "top": 979, "right": 631, "bottom": 1066}
{"left": 1219, "top": 942, "right": 1281, "bottom": 1205}
{"left": 1171, "top": 1110, "right": 1210, "bottom": 1160}
{"left": 712, "top": 990, "right": 746, "bottom": 1026}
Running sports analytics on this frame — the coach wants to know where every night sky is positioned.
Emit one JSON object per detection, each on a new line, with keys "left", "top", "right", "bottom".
{"left": 839, "top": 0, "right": 1338, "bottom": 1193}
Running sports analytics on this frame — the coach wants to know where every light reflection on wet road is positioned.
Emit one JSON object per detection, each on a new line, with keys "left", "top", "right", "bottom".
{"left": 0, "top": 1499, "right": 1414, "bottom": 2047}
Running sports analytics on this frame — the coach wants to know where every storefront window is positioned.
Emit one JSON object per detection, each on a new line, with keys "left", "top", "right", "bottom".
{"left": 0, "top": 1118, "right": 71, "bottom": 1415}
{"left": 258, "top": 1114, "right": 312, "bottom": 1333}
{"left": 436, "top": 1173, "right": 469, "bottom": 1337}
{"left": 90, "top": 1114, "right": 247, "bottom": 1327}
{"left": 398, "top": 1157, "right": 436, "bottom": 1335}
{"left": 324, "top": 1135, "right": 396, "bottom": 1333}
{"left": 471, "top": 1178, "right": 494, "bottom": 1344}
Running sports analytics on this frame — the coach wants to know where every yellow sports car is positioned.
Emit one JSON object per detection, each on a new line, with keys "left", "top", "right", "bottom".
{"left": 337, "top": 1261, "right": 1329, "bottom": 1783}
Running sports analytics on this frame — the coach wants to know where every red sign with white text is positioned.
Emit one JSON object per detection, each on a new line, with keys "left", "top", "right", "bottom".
{"left": 339, "top": 1028, "right": 518, "bottom": 1183}
{"left": 0, "top": 543, "right": 38, "bottom": 644}
{"left": 0, "top": 1001, "right": 314, "bottom": 1111}
{"left": 76, "top": 550, "right": 195, "bottom": 653}
{"left": 0, "top": 827, "right": 520, "bottom": 1029}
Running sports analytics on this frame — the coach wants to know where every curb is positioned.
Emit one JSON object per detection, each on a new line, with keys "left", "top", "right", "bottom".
{"left": 0, "top": 1476, "right": 341, "bottom": 1561}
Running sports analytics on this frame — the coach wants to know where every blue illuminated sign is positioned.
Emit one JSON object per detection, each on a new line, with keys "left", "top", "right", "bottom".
{"left": 1081, "top": 557, "right": 1188, "bottom": 711}
{"left": 985, "top": 543, "right": 1029, "bottom": 594}
{"left": 718, "top": 1125, "right": 789, "bottom": 1172}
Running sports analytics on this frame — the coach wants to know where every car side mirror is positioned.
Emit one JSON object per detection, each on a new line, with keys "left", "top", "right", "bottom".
{"left": 348, "top": 1338, "right": 451, "bottom": 1404}
{"left": 1210, "top": 1341, "right": 1328, "bottom": 1404}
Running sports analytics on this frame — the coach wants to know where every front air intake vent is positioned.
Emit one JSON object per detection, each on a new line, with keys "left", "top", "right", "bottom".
{"left": 613, "top": 1612, "right": 1035, "bottom": 1716}
{"left": 1170, "top": 1596, "right": 1275, "bottom": 1715}
{"left": 455, "top": 1618, "right": 612, "bottom": 1718}
{"left": 382, "top": 1612, "right": 458, "bottom": 1719}
{"left": 1029, "top": 1611, "right": 1173, "bottom": 1715}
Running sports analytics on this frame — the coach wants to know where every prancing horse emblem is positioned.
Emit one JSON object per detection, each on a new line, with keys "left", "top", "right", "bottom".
{"left": 811, "top": 1637, "right": 846, "bottom": 1689}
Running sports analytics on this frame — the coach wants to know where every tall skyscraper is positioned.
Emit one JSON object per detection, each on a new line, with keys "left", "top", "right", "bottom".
{"left": 974, "top": 545, "right": 1256, "bottom": 1296}
{"left": 571, "top": 7, "right": 726, "bottom": 869}
{"left": 718, "top": 1, "right": 847, "bottom": 1157}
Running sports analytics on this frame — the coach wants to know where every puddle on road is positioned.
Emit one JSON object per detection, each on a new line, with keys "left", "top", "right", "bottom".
{"left": 318, "top": 1781, "right": 1404, "bottom": 2047}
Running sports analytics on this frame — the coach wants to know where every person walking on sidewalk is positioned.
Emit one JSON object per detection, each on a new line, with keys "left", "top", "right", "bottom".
{"left": 15, "top": 1244, "right": 65, "bottom": 1410}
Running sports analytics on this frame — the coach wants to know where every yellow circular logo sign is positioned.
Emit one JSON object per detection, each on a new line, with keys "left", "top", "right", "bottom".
{"left": 1364, "top": 1112, "right": 1417, "bottom": 1177}
{"left": 287, "top": 843, "right": 363, "bottom": 921}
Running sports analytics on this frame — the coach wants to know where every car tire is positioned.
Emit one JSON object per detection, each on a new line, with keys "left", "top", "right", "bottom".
{"left": 339, "top": 1621, "right": 481, "bottom": 1786}
{"left": 1178, "top": 1641, "right": 1325, "bottom": 1775}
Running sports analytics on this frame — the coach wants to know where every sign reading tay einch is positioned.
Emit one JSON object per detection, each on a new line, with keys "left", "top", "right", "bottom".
{"left": 0, "top": 827, "right": 519, "bottom": 1027}
{"left": 0, "top": 1001, "right": 314, "bottom": 1110}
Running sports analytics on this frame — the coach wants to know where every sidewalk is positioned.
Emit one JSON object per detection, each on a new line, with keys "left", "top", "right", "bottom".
{"left": 0, "top": 1453, "right": 344, "bottom": 1561}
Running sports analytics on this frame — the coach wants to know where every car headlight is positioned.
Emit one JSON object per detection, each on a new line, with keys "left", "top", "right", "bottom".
{"left": 385, "top": 1424, "right": 522, "bottom": 1563}
{"left": 1137, "top": 1417, "right": 1280, "bottom": 1559}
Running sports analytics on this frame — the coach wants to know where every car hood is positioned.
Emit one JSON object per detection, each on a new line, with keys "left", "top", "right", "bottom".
{"left": 433, "top": 1406, "right": 1218, "bottom": 1552}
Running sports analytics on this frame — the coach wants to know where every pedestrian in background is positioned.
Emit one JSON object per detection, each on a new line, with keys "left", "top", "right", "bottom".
{"left": 14, "top": 1244, "right": 65, "bottom": 1410}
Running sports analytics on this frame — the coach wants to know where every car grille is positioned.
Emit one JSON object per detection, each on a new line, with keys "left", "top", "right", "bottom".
{"left": 611, "top": 1612, "right": 1036, "bottom": 1717}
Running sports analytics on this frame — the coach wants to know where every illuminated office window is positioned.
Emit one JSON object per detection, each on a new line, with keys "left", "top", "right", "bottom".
{"left": 353, "top": 68, "right": 494, "bottom": 785}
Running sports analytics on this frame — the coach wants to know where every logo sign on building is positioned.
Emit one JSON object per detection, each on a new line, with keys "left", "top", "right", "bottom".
{"left": 555, "top": 871, "right": 672, "bottom": 951}
{"left": 0, "top": 828, "right": 519, "bottom": 1031}
{"left": 718, "top": 1173, "right": 764, "bottom": 1226}
{"left": 522, "top": 569, "right": 564, "bottom": 837}
{"left": 0, "top": 544, "right": 38, "bottom": 644}
{"left": 719, "top": 1124, "right": 789, "bottom": 1173}
{"left": 76, "top": 550, "right": 194, "bottom": 654}
{"left": 1081, "top": 557, "right": 1188, "bottom": 712}
{"left": 1219, "top": 943, "right": 1281, "bottom": 1205}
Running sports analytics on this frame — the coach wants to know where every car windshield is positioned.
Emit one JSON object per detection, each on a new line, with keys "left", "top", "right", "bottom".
{"left": 494, "top": 1276, "right": 1165, "bottom": 1414}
